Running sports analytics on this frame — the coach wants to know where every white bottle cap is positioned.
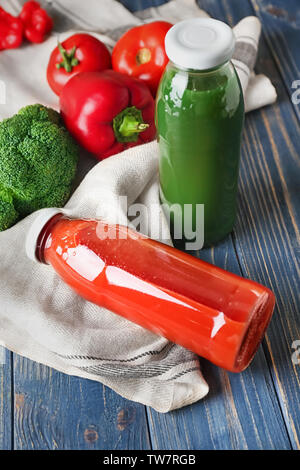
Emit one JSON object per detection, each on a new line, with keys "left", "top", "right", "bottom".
{"left": 165, "top": 18, "right": 235, "bottom": 70}
{"left": 25, "top": 208, "right": 63, "bottom": 263}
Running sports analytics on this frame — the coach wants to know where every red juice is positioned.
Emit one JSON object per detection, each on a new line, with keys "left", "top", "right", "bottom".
{"left": 28, "top": 213, "right": 275, "bottom": 372}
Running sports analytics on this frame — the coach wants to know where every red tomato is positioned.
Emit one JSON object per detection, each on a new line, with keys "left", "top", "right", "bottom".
{"left": 112, "top": 21, "right": 172, "bottom": 95}
{"left": 47, "top": 33, "right": 111, "bottom": 96}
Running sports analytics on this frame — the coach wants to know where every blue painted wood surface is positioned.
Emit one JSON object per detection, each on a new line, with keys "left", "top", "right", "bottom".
{"left": 13, "top": 355, "right": 151, "bottom": 450}
{"left": 0, "top": 348, "right": 12, "bottom": 450}
{"left": 0, "top": 0, "right": 299, "bottom": 450}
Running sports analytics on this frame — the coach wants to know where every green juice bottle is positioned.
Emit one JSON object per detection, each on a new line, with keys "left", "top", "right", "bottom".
{"left": 156, "top": 18, "right": 244, "bottom": 247}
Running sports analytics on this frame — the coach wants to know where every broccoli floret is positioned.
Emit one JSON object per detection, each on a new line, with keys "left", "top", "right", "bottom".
{"left": 0, "top": 104, "right": 79, "bottom": 231}
{"left": 0, "top": 186, "right": 19, "bottom": 231}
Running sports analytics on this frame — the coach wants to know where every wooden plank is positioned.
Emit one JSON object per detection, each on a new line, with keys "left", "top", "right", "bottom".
{"left": 147, "top": 239, "right": 291, "bottom": 450}
{"left": 197, "top": 0, "right": 300, "bottom": 449}
{"left": 234, "top": 94, "right": 300, "bottom": 448}
{"left": 234, "top": 111, "right": 300, "bottom": 450}
{"left": 13, "top": 355, "right": 151, "bottom": 450}
{"left": 0, "top": 347, "right": 12, "bottom": 450}
{"left": 250, "top": 0, "right": 300, "bottom": 121}
{"left": 117, "top": 0, "right": 168, "bottom": 12}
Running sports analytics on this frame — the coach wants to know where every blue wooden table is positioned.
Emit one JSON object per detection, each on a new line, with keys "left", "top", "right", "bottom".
{"left": 0, "top": 0, "right": 299, "bottom": 450}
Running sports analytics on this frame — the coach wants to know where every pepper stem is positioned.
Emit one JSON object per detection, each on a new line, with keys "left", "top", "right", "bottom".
{"left": 119, "top": 115, "right": 148, "bottom": 137}
{"left": 56, "top": 42, "right": 79, "bottom": 73}
{"left": 113, "top": 107, "right": 149, "bottom": 143}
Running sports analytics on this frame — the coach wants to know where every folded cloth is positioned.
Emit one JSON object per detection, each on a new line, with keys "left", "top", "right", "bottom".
{"left": 0, "top": 0, "right": 276, "bottom": 412}
{"left": 0, "top": 141, "right": 210, "bottom": 413}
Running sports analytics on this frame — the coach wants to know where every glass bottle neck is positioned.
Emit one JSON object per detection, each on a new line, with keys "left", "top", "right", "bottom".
{"left": 35, "top": 213, "right": 64, "bottom": 264}
{"left": 168, "top": 59, "right": 231, "bottom": 75}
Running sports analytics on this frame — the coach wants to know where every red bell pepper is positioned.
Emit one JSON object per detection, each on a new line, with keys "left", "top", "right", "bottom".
{"left": 20, "top": 1, "right": 53, "bottom": 44}
{"left": 60, "top": 70, "right": 156, "bottom": 160}
{"left": 0, "top": 7, "right": 23, "bottom": 51}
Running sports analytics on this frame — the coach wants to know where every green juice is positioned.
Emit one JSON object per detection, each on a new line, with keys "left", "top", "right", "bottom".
{"left": 156, "top": 61, "right": 244, "bottom": 246}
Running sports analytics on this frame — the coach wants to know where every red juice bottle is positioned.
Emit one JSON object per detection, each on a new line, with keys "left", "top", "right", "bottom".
{"left": 26, "top": 209, "right": 275, "bottom": 372}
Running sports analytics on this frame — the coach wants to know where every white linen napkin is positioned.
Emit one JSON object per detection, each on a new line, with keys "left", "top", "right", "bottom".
{"left": 0, "top": 141, "right": 210, "bottom": 413}
{"left": 0, "top": 0, "right": 276, "bottom": 412}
